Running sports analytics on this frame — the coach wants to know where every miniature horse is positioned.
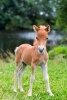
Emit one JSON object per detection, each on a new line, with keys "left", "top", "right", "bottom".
{"left": 14, "top": 25, "right": 54, "bottom": 96}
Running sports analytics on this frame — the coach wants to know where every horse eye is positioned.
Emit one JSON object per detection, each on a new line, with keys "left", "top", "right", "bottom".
{"left": 36, "top": 37, "right": 38, "bottom": 40}
{"left": 46, "top": 37, "right": 48, "bottom": 40}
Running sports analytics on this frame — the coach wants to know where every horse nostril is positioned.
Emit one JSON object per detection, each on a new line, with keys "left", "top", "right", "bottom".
{"left": 38, "top": 46, "right": 44, "bottom": 53}
{"left": 39, "top": 49, "right": 43, "bottom": 53}
{"left": 43, "top": 48, "right": 44, "bottom": 50}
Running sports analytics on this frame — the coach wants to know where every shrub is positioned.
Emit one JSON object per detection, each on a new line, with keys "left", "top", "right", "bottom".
{"left": 49, "top": 45, "right": 67, "bottom": 59}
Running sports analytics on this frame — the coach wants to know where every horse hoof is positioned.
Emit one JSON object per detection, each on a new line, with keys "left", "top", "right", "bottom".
{"left": 49, "top": 92, "right": 54, "bottom": 96}
{"left": 20, "top": 89, "right": 24, "bottom": 92}
{"left": 28, "top": 93, "right": 32, "bottom": 96}
{"left": 28, "top": 91, "right": 32, "bottom": 96}
{"left": 14, "top": 89, "right": 17, "bottom": 92}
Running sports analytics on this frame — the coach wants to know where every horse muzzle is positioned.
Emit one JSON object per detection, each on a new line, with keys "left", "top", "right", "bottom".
{"left": 38, "top": 45, "right": 45, "bottom": 54}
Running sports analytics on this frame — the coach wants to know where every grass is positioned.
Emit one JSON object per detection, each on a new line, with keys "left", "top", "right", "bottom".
{"left": 0, "top": 57, "right": 67, "bottom": 100}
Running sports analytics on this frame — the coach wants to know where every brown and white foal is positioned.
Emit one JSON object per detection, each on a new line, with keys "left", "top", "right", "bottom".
{"left": 14, "top": 25, "right": 54, "bottom": 96}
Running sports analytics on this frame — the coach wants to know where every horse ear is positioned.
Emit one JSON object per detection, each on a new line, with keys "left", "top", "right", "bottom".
{"left": 33, "top": 25, "right": 40, "bottom": 32}
{"left": 45, "top": 25, "right": 50, "bottom": 32}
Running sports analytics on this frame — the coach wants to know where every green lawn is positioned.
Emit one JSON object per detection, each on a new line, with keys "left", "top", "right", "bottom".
{"left": 0, "top": 58, "right": 67, "bottom": 100}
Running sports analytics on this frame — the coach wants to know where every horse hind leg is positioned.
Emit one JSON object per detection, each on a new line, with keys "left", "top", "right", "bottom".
{"left": 13, "top": 62, "right": 23, "bottom": 92}
{"left": 18, "top": 62, "right": 27, "bottom": 92}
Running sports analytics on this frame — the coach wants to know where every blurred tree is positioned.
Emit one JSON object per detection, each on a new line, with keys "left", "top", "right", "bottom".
{"left": 0, "top": 0, "right": 56, "bottom": 30}
{"left": 56, "top": 0, "right": 67, "bottom": 32}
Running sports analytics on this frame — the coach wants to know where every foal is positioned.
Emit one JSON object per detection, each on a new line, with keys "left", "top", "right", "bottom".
{"left": 14, "top": 25, "right": 54, "bottom": 96}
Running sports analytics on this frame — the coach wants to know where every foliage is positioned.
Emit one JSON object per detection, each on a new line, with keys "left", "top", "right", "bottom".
{"left": 0, "top": 58, "right": 67, "bottom": 100}
{"left": 55, "top": 0, "right": 67, "bottom": 32}
{"left": 0, "top": 0, "right": 56, "bottom": 30}
{"left": 0, "top": 0, "right": 67, "bottom": 32}
{"left": 58, "top": 37, "right": 67, "bottom": 45}
{"left": 0, "top": 50, "right": 15, "bottom": 62}
{"left": 49, "top": 45, "right": 67, "bottom": 59}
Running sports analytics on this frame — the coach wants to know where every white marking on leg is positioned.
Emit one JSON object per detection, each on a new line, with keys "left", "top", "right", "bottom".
{"left": 28, "top": 74, "right": 35, "bottom": 96}
{"left": 13, "top": 62, "right": 22, "bottom": 92}
{"left": 18, "top": 71, "right": 24, "bottom": 92}
{"left": 41, "top": 63, "right": 54, "bottom": 96}
{"left": 14, "top": 67, "right": 19, "bottom": 92}
{"left": 28, "top": 65, "right": 36, "bottom": 96}
{"left": 18, "top": 65, "right": 26, "bottom": 92}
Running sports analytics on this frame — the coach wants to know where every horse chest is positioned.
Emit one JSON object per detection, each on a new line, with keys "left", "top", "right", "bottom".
{"left": 33, "top": 54, "right": 46, "bottom": 66}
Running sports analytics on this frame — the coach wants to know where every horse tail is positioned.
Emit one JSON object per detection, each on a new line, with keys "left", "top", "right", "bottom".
{"left": 14, "top": 47, "right": 19, "bottom": 55}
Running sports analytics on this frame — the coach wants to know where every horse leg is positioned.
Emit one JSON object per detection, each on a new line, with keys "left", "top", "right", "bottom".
{"left": 28, "top": 65, "right": 35, "bottom": 96}
{"left": 13, "top": 62, "right": 22, "bottom": 92}
{"left": 18, "top": 62, "right": 26, "bottom": 92}
{"left": 41, "top": 63, "right": 54, "bottom": 96}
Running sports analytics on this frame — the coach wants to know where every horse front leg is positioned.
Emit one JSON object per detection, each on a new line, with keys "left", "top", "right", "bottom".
{"left": 41, "top": 63, "right": 54, "bottom": 96}
{"left": 28, "top": 64, "right": 35, "bottom": 96}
